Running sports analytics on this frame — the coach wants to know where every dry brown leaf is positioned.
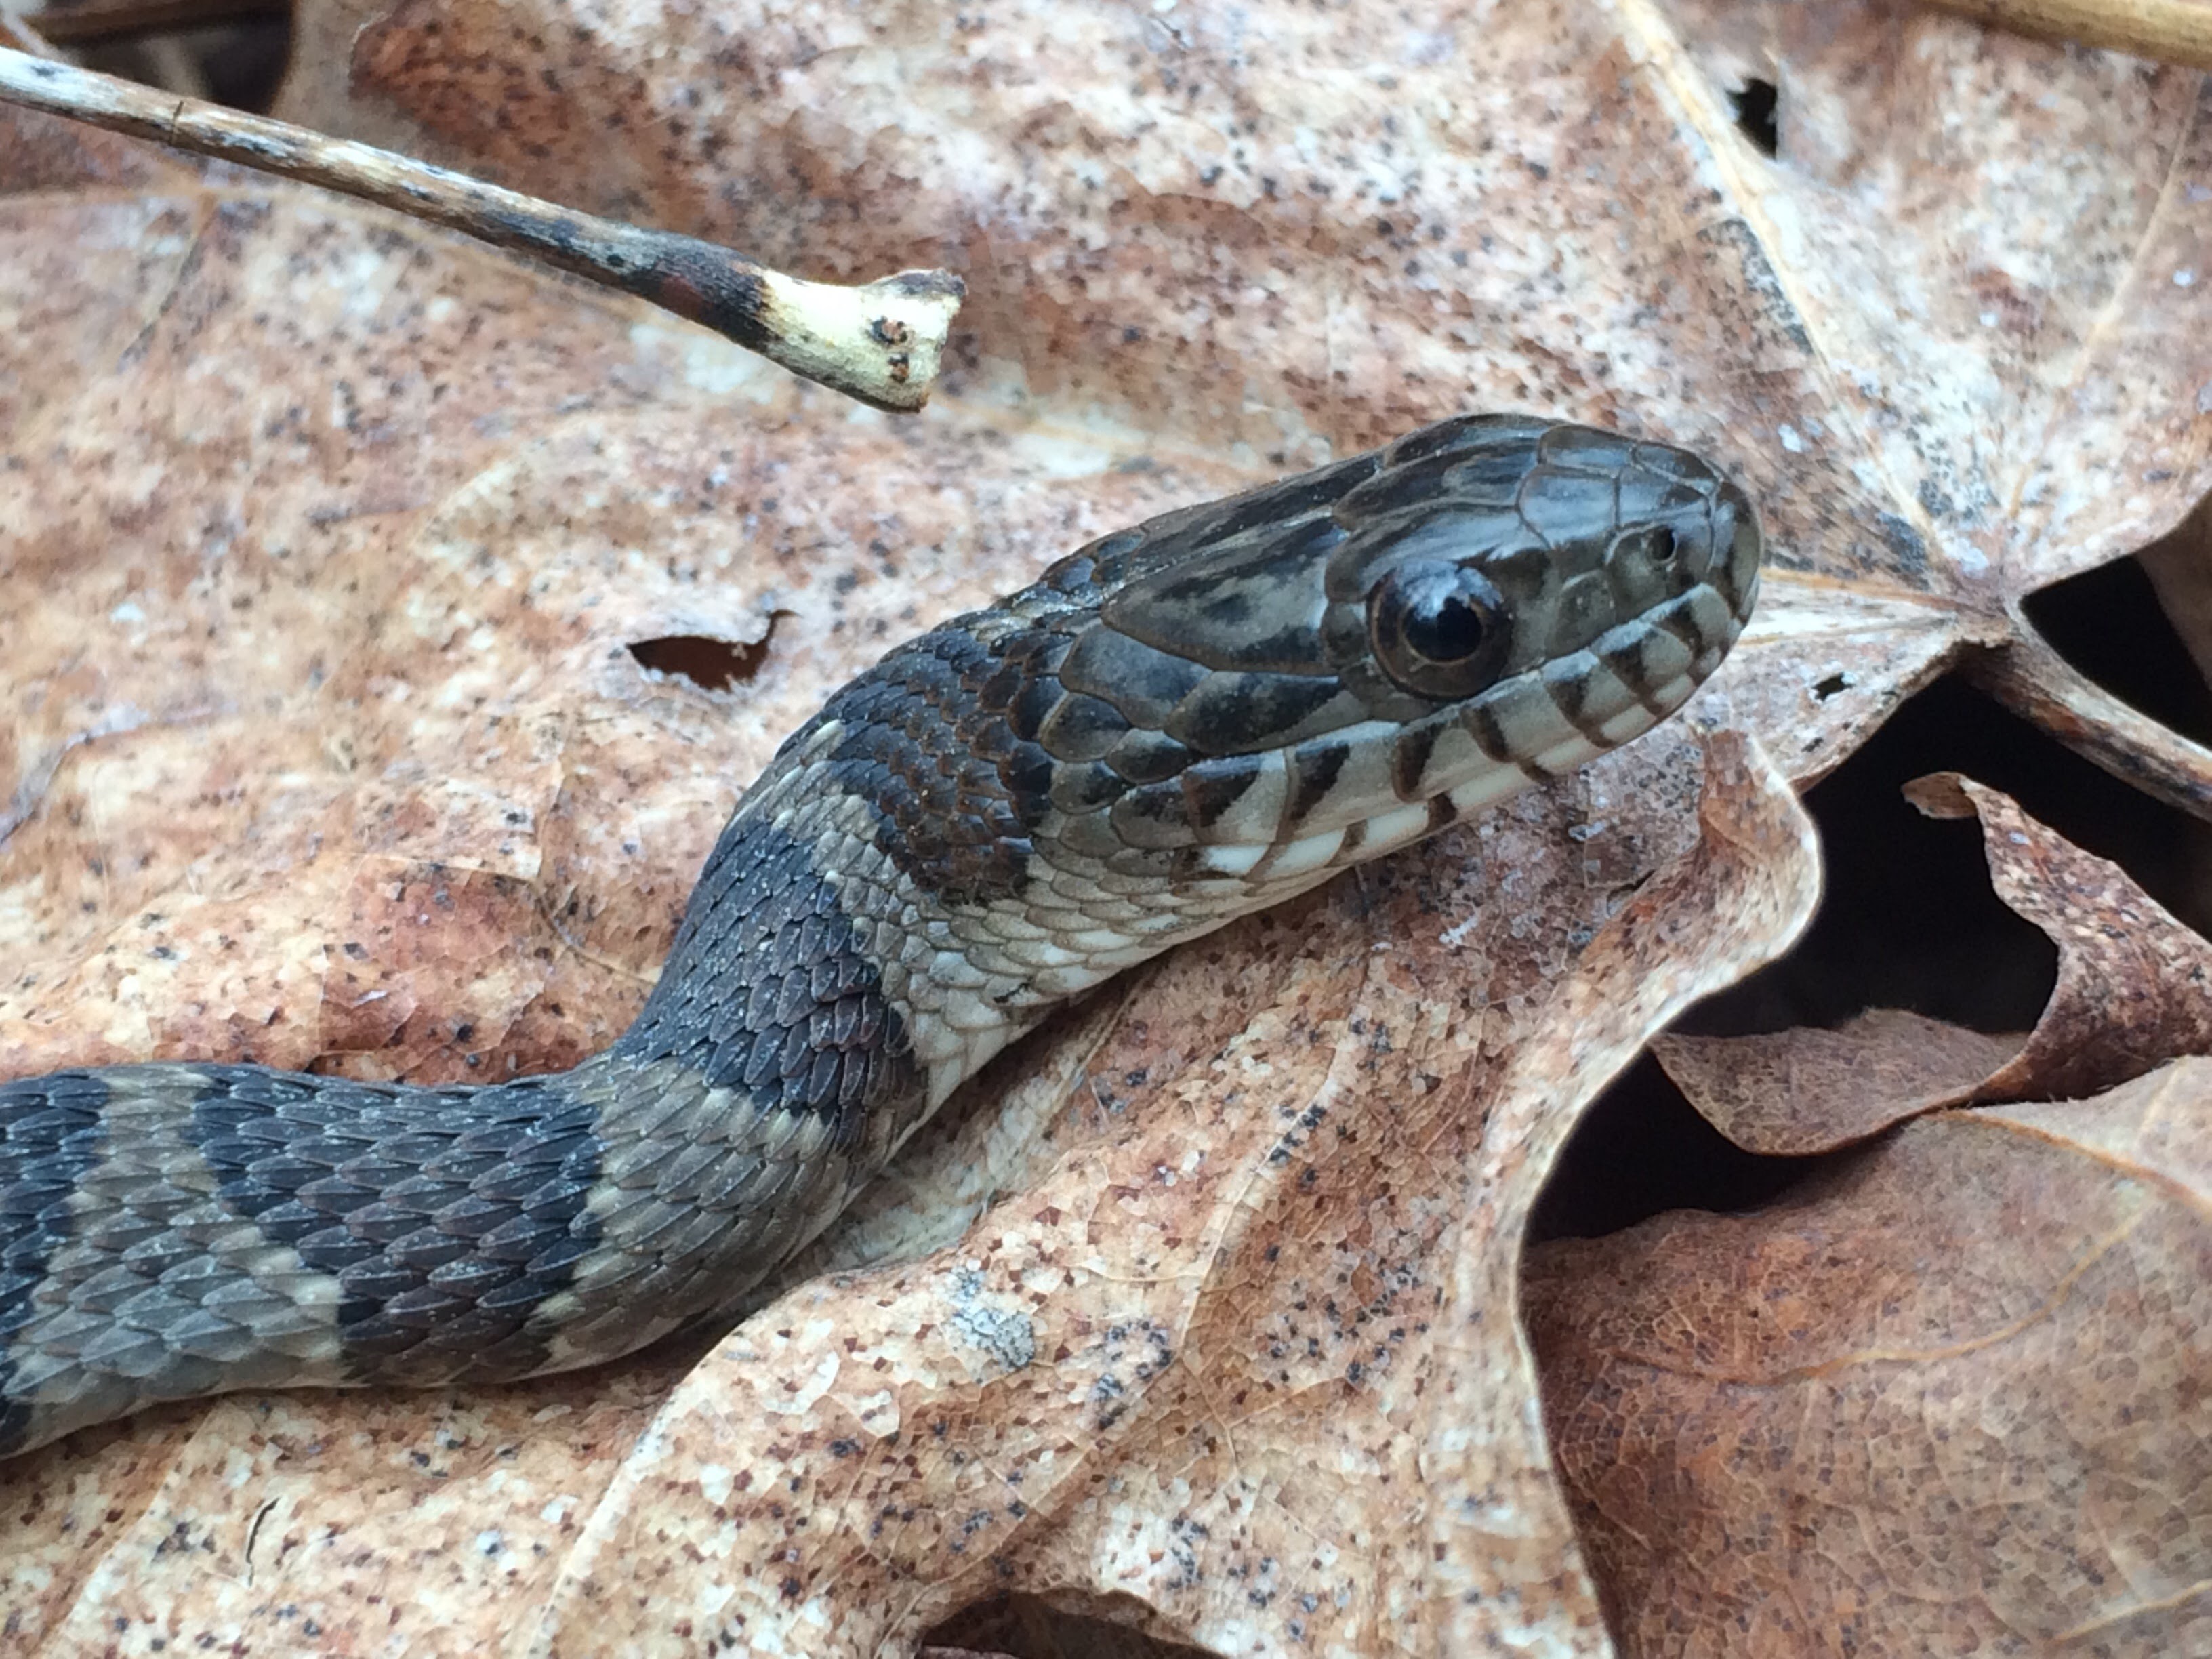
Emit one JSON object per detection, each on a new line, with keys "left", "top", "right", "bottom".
{"left": 1525, "top": 1059, "right": 2212, "bottom": 1658}
{"left": 1654, "top": 773, "right": 2212, "bottom": 1153}
{"left": 1908, "top": 771, "right": 2212, "bottom": 1099}
{"left": 1654, "top": 778, "right": 2212, "bottom": 1159}
{"left": 1652, "top": 1006, "right": 2022, "bottom": 1155}
{"left": 5, "top": 0, "right": 2212, "bottom": 1650}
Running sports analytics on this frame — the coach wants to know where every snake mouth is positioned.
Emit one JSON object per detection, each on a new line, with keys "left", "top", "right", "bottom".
{"left": 1181, "top": 644, "right": 1715, "bottom": 888}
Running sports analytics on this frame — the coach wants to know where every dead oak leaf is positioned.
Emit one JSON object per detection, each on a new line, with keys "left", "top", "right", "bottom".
{"left": 1526, "top": 1059, "right": 2212, "bottom": 1659}
{"left": 1654, "top": 773, "right": 2212, "bottom": 1154}
{"left": 1908, "top": 771, "right": 2212, "bottom": 1102}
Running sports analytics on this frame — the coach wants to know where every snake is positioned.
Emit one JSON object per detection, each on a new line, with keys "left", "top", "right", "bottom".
{"left": 0, "top": 413, "right": 1760, "bottom": 1457}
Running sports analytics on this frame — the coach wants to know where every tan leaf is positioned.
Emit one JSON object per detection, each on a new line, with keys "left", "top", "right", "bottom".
{"left": 1653, "top": 773, "right": 2212, "bottom": 1154}
{"left": 5, "top": 0, "right": 2212, "bottom": 1651}
{"left": 1652, "top": 1007, "right": 2022, "bottom": 1155}
{"left": 1525, "top": 1060, "right": 2212, "bottom": 1658}
{"left": 1907, "top": 772, "right": 2212, "bottom": 1100}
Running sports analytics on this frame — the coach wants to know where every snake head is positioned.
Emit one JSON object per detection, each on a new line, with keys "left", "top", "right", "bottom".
{"left": 1019, "top": 415, "right": 1760, "bottom": 880}
{"left": 1321, "top": 416, "right": 1761, "bottom": 717}
{"left": 905, "top": 412, "right": 1763, "bottom": 920}
{"left": 724, "top": 414, "right": 1767, "bottom": 1036}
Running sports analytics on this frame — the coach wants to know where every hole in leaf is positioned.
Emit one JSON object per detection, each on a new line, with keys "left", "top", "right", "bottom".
{"left": 1729, "top": 77, "right": 1779, "bottom": 158}
{"left": 628, "top": 619, "right": 783, "bottom": 693}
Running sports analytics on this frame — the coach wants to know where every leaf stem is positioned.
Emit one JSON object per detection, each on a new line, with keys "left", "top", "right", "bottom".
{"left": 1966, "top": 620, "right": 2212, "bottom": 824}
{"left": 1925, "top": 0, "right": 2212, "bottom": 70}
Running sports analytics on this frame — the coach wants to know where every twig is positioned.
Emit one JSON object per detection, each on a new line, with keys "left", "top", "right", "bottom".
{"left": 1925, "top": 0, "right": 2212, "bottom": 70}
{"left": 20, "top": 0, "right": 286, "bottom": 47}
{"left": 0, "top": 47, "right": 965, "bottom": 412}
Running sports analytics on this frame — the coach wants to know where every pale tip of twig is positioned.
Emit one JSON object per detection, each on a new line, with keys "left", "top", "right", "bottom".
{"left": 1923, "top": 0, "right": 2212, "bottom": 72}
{"left": 760, "top": 267, "right": 968, "bottom": 414}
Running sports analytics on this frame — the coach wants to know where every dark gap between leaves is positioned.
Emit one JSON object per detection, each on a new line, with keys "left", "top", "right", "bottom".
{"left": 1528, "top": 1054, "right": 1814, "bottom": 1244}
{"left": 2022, "top": 550, "right": 2212, "bottom": 747}
{"left": 628, "top": 630, "right": 777, "bottom": 693}
{"left": 924, "top": 1591, "right": 1221, "bottom": 1659}
{"left": 1531, "top": 668, "right": 2212, "bottom": 1244}
{"left": 1729, "top": 77, "right": 1780, "bottom": 157}
{"left": 74, "top": 14, "right": 293, "bottom": 114}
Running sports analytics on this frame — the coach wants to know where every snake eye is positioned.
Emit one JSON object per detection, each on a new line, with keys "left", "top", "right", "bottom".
{"left": 1368, "top": 560, "right": 1512, "bottom": 699}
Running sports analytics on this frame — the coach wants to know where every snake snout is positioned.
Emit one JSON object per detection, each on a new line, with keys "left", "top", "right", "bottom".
{"left": 1713, "top": 477, "right": 1765, "bottom": 628}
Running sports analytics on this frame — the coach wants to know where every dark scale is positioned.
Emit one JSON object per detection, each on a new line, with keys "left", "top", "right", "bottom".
{"left": 617, "top": 814, "right": 918, "bottom": 1137}
{"left": 0, "top": 1071, "right": 108, "bottom": 1453}
{"left": 1178, "top": 755, "right": 1265, "bottom": 834}
{"left": 1389, "top": 723, "right": 1441, "bottom": 802}
{"left": 1288, "top": 740, "right": 1352, "bottom": 823}
{"left": 1162, "top": 670, "right": 1345, "bottom": 755}
{"left": 799, "top": 622, "right": 1071, "bottom": 907}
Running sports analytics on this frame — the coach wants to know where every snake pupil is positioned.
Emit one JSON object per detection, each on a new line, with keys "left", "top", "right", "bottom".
{"left": 1407, "top": 592, "right": 1486, "bottom": 663}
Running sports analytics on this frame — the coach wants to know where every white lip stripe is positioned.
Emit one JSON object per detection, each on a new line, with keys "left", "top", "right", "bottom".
{"left": 1261, "top": 824, "right": 1347, "bottom": 880}
{"left": 1596, "top": 704, "right": 1654, "bottom": 746}
{"left": 1199, "top": 842, "right": 1268, "bottom": 877}
{"left": 1446, "top": 765, "right": 1528, "bottom": 819}
{"left": 1349, "top": 799, "right": 1433, "bottom": 858}
{"left": 1528, "top": 733, "right": 1605, "bottom": 777}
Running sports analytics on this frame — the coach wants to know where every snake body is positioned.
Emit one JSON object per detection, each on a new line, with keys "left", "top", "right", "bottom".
{"left": 0, "top": 415, "right": 1759, "bottom": 1456}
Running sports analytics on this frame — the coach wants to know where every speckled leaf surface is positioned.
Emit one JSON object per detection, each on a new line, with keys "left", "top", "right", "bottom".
{"left": 1526, "top": 1060, "right": 2212, "bottom": 1658}
{"left": 3, "top": 0, "right": 2210, "bottom": 1654}
{"left": 1652, "top": 773, "right": 2212, "bottom": 1154}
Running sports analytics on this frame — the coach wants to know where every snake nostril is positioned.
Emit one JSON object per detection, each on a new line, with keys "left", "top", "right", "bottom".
{"left": 1648, "top": 526, "right": 1678, "bottom": 564}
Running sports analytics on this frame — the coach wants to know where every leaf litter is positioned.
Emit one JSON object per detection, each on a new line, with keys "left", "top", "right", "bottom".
{"left": 3, "top": 0, "right": 2211, "bottom": 1653}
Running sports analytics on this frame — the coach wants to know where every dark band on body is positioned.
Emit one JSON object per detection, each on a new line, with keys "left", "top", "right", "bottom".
{"left": 0, "top": 1071, "right": 110, "bottom": 1454}
{"left": 184, "top": 1065, "right": 607, "bottom": 1384}
{"left": 806, "top": 624, "right": 1064, "bottom": 907}
{"left": 620, "top": 809, "right": 923, "bottom": 1144}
